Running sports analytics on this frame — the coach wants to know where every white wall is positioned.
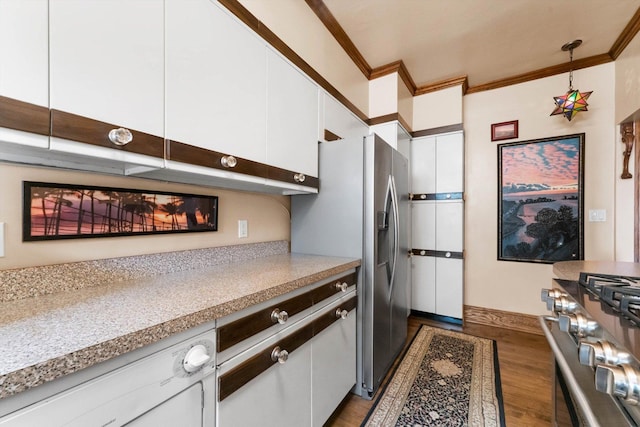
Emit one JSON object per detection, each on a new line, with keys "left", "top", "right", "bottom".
{"left": 0, "top": 163, "right": 291, "bottom": 269}
{"left": 398, "top": 77, "right": 413, "bottom": 129}
{"left": 413, "top": 86, "right": 463, "bottom": 130}
{"left": 464, "top": 63, "right": 616, "bottom": 315}
{"left": 369, "top": 73, "right": 398, "bottom": 118}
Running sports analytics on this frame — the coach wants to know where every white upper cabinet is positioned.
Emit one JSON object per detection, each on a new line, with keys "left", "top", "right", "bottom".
{"left": 411, "top": 131, "right": 464, "bottom": 194}
{"left": 322, "top": 92, "right": 368, "bottom": 142}
{"left": 0, "top": 0, "right": 48, "bottom": 107}
{"left": 165, "top": 0, "right": 267, "bottom": 164}
{"left": 49, "top": 0, "right": 164, "bottom": 138}
{"left": 0, "top": 0, "right": 49, "bottom": 149}
{"left": 266, "top": 50, "right": 319, "bottom": 177}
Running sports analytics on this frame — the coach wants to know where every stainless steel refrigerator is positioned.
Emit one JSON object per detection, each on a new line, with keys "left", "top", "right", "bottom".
{"left": 291, "top": 134, "right": 410, "bottom": 399}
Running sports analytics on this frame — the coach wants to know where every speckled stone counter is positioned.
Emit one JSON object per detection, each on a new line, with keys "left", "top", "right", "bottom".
{"left": 0, "top": 251, "right": 360, "bottom": 399}
{"left": 553, "top": 260, "right": 640, "bottom": 281}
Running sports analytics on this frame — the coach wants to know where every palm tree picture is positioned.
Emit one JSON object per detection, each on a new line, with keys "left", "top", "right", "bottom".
{"left": 23, "top": 182, "right": 218, "bottom": 241}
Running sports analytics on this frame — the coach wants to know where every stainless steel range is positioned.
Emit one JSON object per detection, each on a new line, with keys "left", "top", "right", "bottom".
{"left": 541, "top": 272, "right": 640, "bottom": 426}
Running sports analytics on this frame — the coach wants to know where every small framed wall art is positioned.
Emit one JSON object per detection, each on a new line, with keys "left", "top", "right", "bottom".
{"left": 491, "top": 120, "right": 519, "bottom": 141}
{"left": 23, "top": 181, "right": 218, "bottom": 241}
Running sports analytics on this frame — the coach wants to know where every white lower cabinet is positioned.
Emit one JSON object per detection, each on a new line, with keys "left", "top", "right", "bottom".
{"left": 311, "top": 303, "right": 357, "bottom": 426}
{"left": 215, "top": 282, "right": 357, "bottom": 427}
{"left": 411, "top": 256, "right": 463, "bottom": 319}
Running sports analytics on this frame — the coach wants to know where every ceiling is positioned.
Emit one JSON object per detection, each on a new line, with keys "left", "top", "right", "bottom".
{"left": 310, "top": 0, "right": 640, "bottom": 93}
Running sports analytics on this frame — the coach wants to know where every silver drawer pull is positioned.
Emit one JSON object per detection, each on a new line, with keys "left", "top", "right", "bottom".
{"left": 108, "top": 127, "right": 133, "bottom": 146}
{"left": 335, "top": 308, "right": 348, "bottom": 319}
{"left": 334, "top": 281, "right": 348, "bottom": 292}
{"left": 271, "top": 346, "right": 289, "bottom": 364}
{"left": 220, "top": 155, "right": 237, "bottom": 168}
{"left": 270, "top": 308, "right": 289, "bottom": 324}
{"left": 293, "top": 173, "right": 306, "bottom": 183}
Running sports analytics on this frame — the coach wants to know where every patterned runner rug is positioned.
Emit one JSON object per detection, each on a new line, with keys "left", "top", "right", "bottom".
{"left": 362, "top": 325, "right": 505, "bottom": 427}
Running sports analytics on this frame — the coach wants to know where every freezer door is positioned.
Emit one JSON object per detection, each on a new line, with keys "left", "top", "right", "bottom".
{"left": 369, "top": 136, "right": 394, "bottom": 391}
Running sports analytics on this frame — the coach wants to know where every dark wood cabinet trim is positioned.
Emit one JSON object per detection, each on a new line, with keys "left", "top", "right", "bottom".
{"left": 324, "top": 129, "right": 342, "bottom": 141}
{"left": 312, "top": 296, "right": 356, "bottom": 337}
{"left": 217, "top": 272, "right": 356, "bottom": 352}
{"left": 410, "top": 192, "right": 463, "bottom": 201}
{"left": 167, "top": 140, "right": 270, "bottom": 179}
{"left": 411, "top": 248, "right": 464, "bottom": 260}
{"left": 50, "top": 110, "right": 164, "bottom": 158}
{"left": 0, "top": 95, "right": 50, "bottom": 136}
{"left": 218, "top": 323, "right": 314, "bottom": 401}
{"left": 411, "top": 123, "right": 464, "bottom": 138}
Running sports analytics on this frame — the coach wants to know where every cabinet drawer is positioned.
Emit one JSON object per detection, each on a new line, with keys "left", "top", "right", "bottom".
{"left": 217, "top": 272, "right": 357, "bottom": 352}
{"left": 313, "top": 295, "right": 356, "bottom": 337}
{"left": 218, "top": 322, "right": 313, "bottom": 401}
{"left": 168, "top": 140, "right": 269, "bottom": 179}
{"left": 50, "top": 110, "right": 164, "bottom": 158}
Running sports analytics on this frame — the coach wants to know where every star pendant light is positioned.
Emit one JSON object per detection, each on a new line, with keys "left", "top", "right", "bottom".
{"left": 550, "top": 40, "right": 592, "bottom": 122}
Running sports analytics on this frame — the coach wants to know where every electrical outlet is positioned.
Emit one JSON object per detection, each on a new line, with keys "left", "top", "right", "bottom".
{"left": 588, "top": 209, "right": 606, "bottom": 222}
{"left": 238, "top": 220, "right": 248, "bottom": 238}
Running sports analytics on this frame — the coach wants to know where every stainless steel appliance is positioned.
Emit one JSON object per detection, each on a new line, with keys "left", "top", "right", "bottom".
{"left": 291, "top": 134, "right": 410, "bottom": 399}
{"left": 541, "top": 272, "right": 640, "bottom": 426}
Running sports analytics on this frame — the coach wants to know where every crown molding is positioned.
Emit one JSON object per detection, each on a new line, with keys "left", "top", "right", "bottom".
{"left": 305, "top": 0, "right": 372, "bottom": 78}
{"left": 415, "top": 76, "right": 468, "bottom": 96}
{"left": 466, "top": 53, "right": 612, "bottom": 94}
{"left": 610, "top": 6, "right": 640, "bottom": 59}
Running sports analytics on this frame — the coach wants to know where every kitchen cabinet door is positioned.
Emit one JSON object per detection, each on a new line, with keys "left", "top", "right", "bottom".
{"left": 217, "top": 340, "right": 312, "bottom": 427}
{"left": 165, "top": 0, "right": 267, "bottom": 164}
{"left": 49, "top": 0, "right": 164, "bottom": 160}
{"left": 311, "top": 297, "right": 356, "bottom": 426}
{"left": 435, "top": 257, "right": 463, "bottom": 319}
{"left": 322, "top": 92, "right": 369, "bottom": 142}
{"left": 411, "top": 256, "right": 436, "bottom": 314}
{"left": 0, "top": 0, "right": 49, "bottom": 149}
{"left": 266, "top": 50, "right": 319, "bottom": 178}
{"left": 410, "top": 136, "right": 437, "bottom": 195}
{"left": 435, "top": 132, "right": 464, "bottom": 194}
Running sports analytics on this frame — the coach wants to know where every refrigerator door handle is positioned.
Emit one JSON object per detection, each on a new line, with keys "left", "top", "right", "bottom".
{"left": 388, "top": 175, "right": 399, "bottom": 295}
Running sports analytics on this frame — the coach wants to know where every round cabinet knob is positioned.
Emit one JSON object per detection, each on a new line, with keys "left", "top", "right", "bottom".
{"left": 420, "top": 250, "right": 426, "bottom": 256}
{"left": 446, "top": 193, "right": 452, "bottom": 199}
{"left": 220, "top": 155, "right": 237, "bottom": 168}
{"left": 270, "top": 308, "right": 289, "bottom": 325}
{"left": 293, "top": 173, "right": 306, "bottom": 183}
{"left": 183, "top": 344, "right": 211, "bottom": 373}
{"left": 579, "top": 340, "right": 632, "bottom": 367}
{"left": 334, "top": 281, "right": 348, "bottom": 292}
{"left": 596, "top": 364, "right": 640, "bottom": 405}
{"left": 335, "top": 308, "right": 349, "bottom": 319}
{"left": 420, "top": 194, "right": 426, "bottom": 200}
{"left": 108, "top": 128, "right": 133, "bottom": 146}
{"left": 558, "top": 313, "right": 599, "bottom": 338}
{"left": 445, "top": 252, "right": 451, "bottom": 258}
{"left": 271, "top": 346, "right": 289, "bottom": 364}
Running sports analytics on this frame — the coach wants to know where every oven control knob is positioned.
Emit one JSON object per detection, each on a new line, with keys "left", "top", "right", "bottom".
{"left": 595, "top": 364, "right": 640, "bottom": 405}
{"left": 548, "top": 296, "right": 578, "bottom": 314}
{"left": 541, "top": 288, "right": 564, "bottom": 302}
{"left": 558, "top": 313, "right": 599, "bottom": 337}
{"left": 579, "top": 340, "right": 632, "bottom": 367}
{"left": 183, "top": 344, "right": 212, "bottom": 373}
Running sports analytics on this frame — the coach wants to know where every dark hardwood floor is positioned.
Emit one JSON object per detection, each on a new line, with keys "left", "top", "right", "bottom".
{"left": 326, "top": 315, "right": 553, "bottom": 426}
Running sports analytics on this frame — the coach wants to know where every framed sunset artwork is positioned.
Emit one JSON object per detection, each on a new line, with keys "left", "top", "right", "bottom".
{"left": 23, "top": 182, "right": 218, "bottom": 241}
{"left": 498, "top": 134, "right": 584, "bottom": 263}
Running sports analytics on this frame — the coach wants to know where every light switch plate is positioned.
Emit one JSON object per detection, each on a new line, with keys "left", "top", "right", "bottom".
{"left": 238, "top": 220, "right": 248, "bottom": 238}
{"left": 588, "top": 209, "right": 606, "bottom": 222}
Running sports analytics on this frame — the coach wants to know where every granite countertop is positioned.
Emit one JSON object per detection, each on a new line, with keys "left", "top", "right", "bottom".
{"left": 0, "top": 252, "right": 360, "bottom": 399}
{"left": 553, "top": 260, "right": 640, "bottom": 281}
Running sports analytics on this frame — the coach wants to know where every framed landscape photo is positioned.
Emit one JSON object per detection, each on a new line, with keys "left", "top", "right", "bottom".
{"left": 498, "top": 134, "right": 584, "bottom": 263}
{"left": 23, "top": 181, "right": 218, "bottom": 241}
{"left": 491, "top": 120, "right": 518, "bottom": 141}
